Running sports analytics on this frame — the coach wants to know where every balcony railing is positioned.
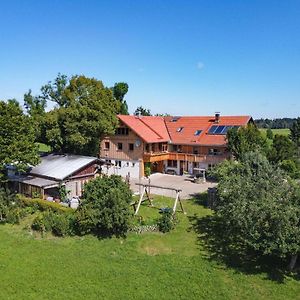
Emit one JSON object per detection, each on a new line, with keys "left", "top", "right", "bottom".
{"left": 143, "top": 151, "right": 229, "bottom": 163}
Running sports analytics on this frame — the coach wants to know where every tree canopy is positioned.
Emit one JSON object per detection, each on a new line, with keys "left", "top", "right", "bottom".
{"left": 112, "top": 82, "right": 129, "bottom": 115}
{"left": 267, "top": 134, "right": 295, "bottom": 163}
{"left": 76, "top": 175, "right": 132, "bottom": 237}
{"left": 39, "top": 75, "right": 119, "bottom": 155}
{"left": 226, "top": 124, "right": 267, "bottom": 160}
{"left": 0, "top": 100, "right": 40, "bottom": 180}
{"left": 134, "top": 106, "right": 151, "bottom": 116}
{"left": 214, "top": 152, "right": 300, "bottom": 271}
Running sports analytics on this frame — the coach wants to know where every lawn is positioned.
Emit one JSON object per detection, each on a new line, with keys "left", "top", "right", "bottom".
{"left": 259, "top": 128, "right": 290, "bottom": 137}
{"left": 0, "top": 196, "right": 299, "bottom": 299}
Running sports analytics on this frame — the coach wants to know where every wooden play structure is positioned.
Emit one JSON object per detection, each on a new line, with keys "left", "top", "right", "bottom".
{"left": 134, "top": 183, "right": 185, "bottom": 215}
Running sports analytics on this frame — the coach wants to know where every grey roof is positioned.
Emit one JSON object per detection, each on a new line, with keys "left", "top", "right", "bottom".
{"left": 15, "top": 176, "right": 59, "bottom": 188}
{"left": 30, "top": 154, "right": 98, "bottom": 181}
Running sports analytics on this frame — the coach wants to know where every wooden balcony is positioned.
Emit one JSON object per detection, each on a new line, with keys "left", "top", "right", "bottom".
{"left": 143, "top": 151, "right": 229, "bottom": 163}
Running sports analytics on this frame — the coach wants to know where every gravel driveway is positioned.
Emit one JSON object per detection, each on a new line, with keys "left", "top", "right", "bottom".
{"left": 130, "top": 173, "right": 217, "bottom": 199}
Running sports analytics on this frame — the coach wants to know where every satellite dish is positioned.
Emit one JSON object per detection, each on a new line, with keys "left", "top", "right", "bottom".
{"left": 135, "top": 139, "right": 141, "bottom": 147}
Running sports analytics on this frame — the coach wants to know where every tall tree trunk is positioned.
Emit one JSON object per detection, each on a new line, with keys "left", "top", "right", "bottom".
{"left": 288, "top": 254, "right": 298, "bottom": 272}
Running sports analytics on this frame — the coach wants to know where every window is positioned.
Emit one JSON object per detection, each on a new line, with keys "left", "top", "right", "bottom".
{"left": 151, "top": 144, "right": 155, "bottom": 152}
{"left": 172, "top": 145, "right": 178, "bottom": 152}
{"left": 117, "top": 143, "right": 123, "bottom": 151}
{"left": 132, "top": 162, "right": 135, "bottom": 167}
{"left": 209, "top": 148, "right": 221, "bottom": 156}
{"left": 194, "top": 130, "right": 202, "bottom": 136}
{"left": 177, "top": 127, "right": 184, "bottom": 132}
{"left": 116, "top": 127, "right": 129, "bottom": 135}
{"left": 145, "top": 144, "right": 149, "bottom": 152}
{"left": 167, "top": 160, "right": 178, "bottom": 167}
{"left": 115, "top": 160, "right": 122, "bottom": 168}
{"left": 104, "top": 142, "right": 110, "bottom": 150}
{"left": 129, "top": 143, "right": 134, "bottom": 151}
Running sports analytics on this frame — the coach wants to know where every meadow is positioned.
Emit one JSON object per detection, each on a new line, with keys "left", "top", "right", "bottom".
{"left": 259, "top": 128, "right": 290, "bottom": 137}
{"left": 0, "top": 196, "right": 299, "bottom": 300}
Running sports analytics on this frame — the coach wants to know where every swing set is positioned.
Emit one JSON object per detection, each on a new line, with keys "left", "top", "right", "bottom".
{"left": 133, "top": 183, "right": 186, "bottom": 215}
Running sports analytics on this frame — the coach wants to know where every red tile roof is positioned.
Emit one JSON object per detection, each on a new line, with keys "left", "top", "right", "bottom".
{"left": 118, "top": 115, "right": 171, "bottom": 143}
{"left": 118, "top": 115, "right": 252, "bottom": 146}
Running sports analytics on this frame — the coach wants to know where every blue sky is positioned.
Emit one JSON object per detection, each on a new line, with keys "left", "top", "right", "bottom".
{"left": 0, "top": 0, "right": 299, "bottom": 118}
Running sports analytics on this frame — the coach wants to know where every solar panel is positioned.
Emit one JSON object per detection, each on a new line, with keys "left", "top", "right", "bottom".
{"left": 214, "top": 125, "right": 225, "bottom": 134}
{"left": 221, "top": 126, "right": 232, "bottom": 134}
{"left": 208, "top": 125, "right": 218, "bottom": 134}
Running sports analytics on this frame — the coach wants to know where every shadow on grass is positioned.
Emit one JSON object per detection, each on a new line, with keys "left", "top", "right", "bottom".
{"left": 189, "top": 193, "right": 208, "bottom": 206}
{"left": 189, "top": 213, "right": 299, "bottom": 283}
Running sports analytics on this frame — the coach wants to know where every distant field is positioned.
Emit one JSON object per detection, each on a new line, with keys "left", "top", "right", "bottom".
{"left": 36, "top": 143, "right": 51, "bottom": 152}
{"left": 260, "top": 128, "right": 290, "bottom": 137}
{"left": 0, "top": 196, "right": 299, "bottom": 300}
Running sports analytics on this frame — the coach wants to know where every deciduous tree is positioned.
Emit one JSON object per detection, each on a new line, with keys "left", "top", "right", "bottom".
{"left": 39, "top": 75, "right": 119, "bottom": 155}
{"left": 76, "top": 175, "right": 132, "bottom": 237}
{"left": 226, "top": 124, "right": 267, "bottom": 160}
{"left": 0, "top": 100, "right": 39, "bottom": 181}
{"left": 215, "top": 152, "right": 300, "bottom": 271}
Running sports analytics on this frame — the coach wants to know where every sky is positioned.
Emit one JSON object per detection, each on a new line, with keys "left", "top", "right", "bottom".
{"left": 0, "top": 0, "right": 299, "bottom": 118}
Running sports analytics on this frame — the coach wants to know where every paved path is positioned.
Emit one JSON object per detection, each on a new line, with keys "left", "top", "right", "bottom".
{"left": 130, "top": 173, "right": 217, "bottom": 199}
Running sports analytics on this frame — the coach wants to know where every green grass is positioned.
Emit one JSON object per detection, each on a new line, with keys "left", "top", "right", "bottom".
{"left": 0, "top": 196, "right": 299, "bottom": 299}
{"left": 36, "top": 142, "right": 51, "bottom": 152}
{"left": 260, "top": 128, "right": 290, "bottom": 137}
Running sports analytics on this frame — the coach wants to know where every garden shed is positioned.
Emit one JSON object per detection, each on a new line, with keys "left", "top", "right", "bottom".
{"left": 11, "top": 154, "right": 101, "bottom": 200}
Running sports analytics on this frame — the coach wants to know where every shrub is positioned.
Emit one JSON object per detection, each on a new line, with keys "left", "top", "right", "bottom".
{"left": 0, "top": 188, "right": 24, "bottom": 223}
{"left": 76, "top": 175, "right": 132, "bottom": 237}
{"left": 157, "top": 208, "right": 176, "bottom": 233}
{"left": 31, "top": 210, "right": 75, "bottom": 236}
{"left": 19, "top": 196, "right": 73, "bottom": 213}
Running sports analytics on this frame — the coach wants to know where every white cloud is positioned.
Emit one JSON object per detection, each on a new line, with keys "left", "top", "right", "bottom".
{"left": 196, "top": 61, "right": 204, "bottom": 70}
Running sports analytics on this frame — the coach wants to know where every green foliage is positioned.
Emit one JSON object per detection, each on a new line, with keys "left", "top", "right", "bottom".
{"left": 266, "top": 128, "right": 273, "bottom": 140}
{"left": 268, "top": 134, "right": 295, "bottom": 163}
{"left": 134, "top": 106, "right": 151, "bottom": 116}
{"left": 144, "top": 162, "right": 151, "bottom": 177}
{"left": 19, "top": 197, "right": 73, "bottom": 213}
{"left": 215, "top": 152, "right": 300, "bottom": 269}
{"left": 208, "top": 159, "right": 242, "bottom": 181}
{"left": 279, "top": 160, "right": 300, "bottom": 179}
{"left": 290, "top": 117, "right": 300, "bottom": 148}
{"left": 112, "top": 82, "right": 129, "bottom": 114}
{"left": 32, "top": 210, "right": 75, "bottom": 236}
{"left": 157, "top": 208, "right": 176, "bottom": 233}
{"left": 76, "top": 175, "right": 132, "bottom": 237}
{"left": 39, "top": 74, "right": 119, "bottom": 155}
{"left": 0, "top": 100, "right": 40, "bottom": 179}
{"left": 58, "top": 184, "right": 69, "bottom": 202}
{"left": 226, "top": 123, "right": 267, "bottom": 160}
{"left": 23, "top": 89, "right": 46, "bottom": 142}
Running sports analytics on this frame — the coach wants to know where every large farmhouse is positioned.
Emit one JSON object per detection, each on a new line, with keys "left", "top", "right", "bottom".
{"left": 100, "top": 113, "right": 252, "bottom": 178}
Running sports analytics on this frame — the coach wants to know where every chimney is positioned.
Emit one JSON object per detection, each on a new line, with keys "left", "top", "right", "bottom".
{"left": 215, "top": 112, "right": 220, "bottom": 123}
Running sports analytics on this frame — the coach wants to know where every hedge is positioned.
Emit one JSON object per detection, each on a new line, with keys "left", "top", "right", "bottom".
{"left": 18, "top": 196, "right": 74, "bottom": 214}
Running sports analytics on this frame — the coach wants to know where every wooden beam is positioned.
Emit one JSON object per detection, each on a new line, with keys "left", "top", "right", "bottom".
{"left": 135, "top": 183, "right": 182, "bottom": 192}
{"left": 134, "top": 186, "right": 146, "bottom": 215}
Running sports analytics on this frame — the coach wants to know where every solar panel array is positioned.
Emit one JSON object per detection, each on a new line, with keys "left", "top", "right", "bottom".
{"left": 208, "top": 125, "right": 240, "bottom": 135}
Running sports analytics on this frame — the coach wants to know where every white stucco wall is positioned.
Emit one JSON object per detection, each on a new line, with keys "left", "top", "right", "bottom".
{"left": 103, "top": 159, "right": 140, "bottom": 179}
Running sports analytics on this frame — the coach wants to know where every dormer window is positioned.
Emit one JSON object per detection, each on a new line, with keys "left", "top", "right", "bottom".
{"left": 194, "top": 130, "right": 202, "bottom": 136}
{"left": 177, "top": 127, "right": 184, "bottom": 132}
